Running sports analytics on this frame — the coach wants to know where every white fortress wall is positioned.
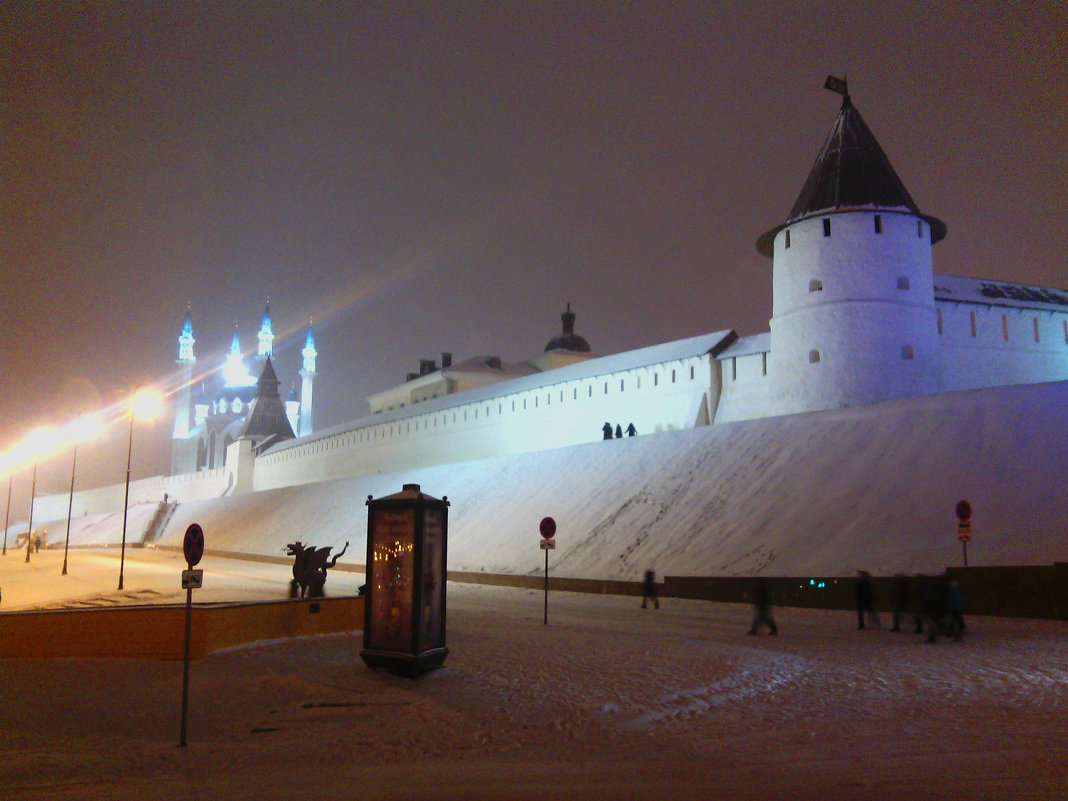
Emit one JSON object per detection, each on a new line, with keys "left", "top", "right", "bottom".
{"left": 33, "top": 474, "right": 167, "bottom": 524}
{"left": 713, "top": 334, "right": 773, "bottom": 423}
{"left": 937, "top": 300, "right": 1068, "bottom": 392}
{"left": 253, "top": 343, "right": 726, "bottom": 492}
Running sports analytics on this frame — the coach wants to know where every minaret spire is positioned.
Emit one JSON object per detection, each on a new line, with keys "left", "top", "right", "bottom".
{"left": 171, "top": 304, "right": 197, "bottom": 474}
{"left": 257, "top": 296, "right": 274, "bottom": 359}
{"left": 299, "top": 319, "right": 317, "bottom": 437}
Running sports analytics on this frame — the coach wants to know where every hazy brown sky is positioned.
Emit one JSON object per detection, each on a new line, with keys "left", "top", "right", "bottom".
{"left": 1, "top": 1, "right": 1065, "bottom": 505}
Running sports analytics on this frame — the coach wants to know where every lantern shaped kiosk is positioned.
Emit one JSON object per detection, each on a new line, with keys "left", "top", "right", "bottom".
{"left": 361, "top": 484, "right": 449, "bottom": 676}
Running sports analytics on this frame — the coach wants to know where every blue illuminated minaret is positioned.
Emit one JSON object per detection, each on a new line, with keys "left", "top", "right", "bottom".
{"left": 299, "top": 321, "right": 317, "bottom": 437}
{"left": 257, "top": 297, "right": 274, "bottom": 361}
{"left": 170, "top": 305, "right": 196, "bottom": 474}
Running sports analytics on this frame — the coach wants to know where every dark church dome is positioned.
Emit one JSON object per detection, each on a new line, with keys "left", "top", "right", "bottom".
{"left": 544, "top": 304, "right": 591, "bottom": 353}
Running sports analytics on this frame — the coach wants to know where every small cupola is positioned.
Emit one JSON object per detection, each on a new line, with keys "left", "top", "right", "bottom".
{"left": 544, "top": 303, "right": 591, "bottom": 353}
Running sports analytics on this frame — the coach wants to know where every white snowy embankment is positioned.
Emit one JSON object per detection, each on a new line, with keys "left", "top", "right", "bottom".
{"left": 35, "top": 380, "right": 1068, "bottom": 579}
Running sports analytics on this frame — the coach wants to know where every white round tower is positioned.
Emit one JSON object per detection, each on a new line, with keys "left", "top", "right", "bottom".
{"left": 757, "top": 81, "right": 947, "bottom": 417}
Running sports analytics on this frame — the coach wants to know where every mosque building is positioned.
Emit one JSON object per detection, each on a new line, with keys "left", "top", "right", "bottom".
{"left": 148, "top": 81, "right": 1066, "bottom": 506}
{"left": 168, "top": 301, "right": 316, "bottom": 477}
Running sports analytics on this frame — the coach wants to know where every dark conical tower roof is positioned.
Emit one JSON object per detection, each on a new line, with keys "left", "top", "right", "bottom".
{"left": 239, "top": 356, "right": 296, "bottom": 441}
{"left": 788, "top": 94, "right": 919, "bottom": 221}
{"left": 757, "top": 86, "right": 946, "bottom": 256}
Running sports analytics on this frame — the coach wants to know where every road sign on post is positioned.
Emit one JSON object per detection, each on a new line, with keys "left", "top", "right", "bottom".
{"left": 180, "top": 523, "right": 204, "bottom": 747}
{"left": 183, "top": 523, "right": 204, "bottom": 567}
{"left": 539, "top": 517, "right": 556, "bottom": 625}
{"left": 955, "top": 501, "right": 972, "bottom": 566}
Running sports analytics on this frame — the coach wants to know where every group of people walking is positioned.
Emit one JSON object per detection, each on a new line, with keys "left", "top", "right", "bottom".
{"left": 856, "top": 570, "right": 965, "bottom": 641}
{"left": 602, "top": 422, "right": 637, "bottom": 439}
{"left": 639, "top": 569, "right": 964, "bottom": 643}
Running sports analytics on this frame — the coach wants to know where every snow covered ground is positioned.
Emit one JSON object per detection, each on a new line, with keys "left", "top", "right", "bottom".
{"left": 1, "top": 550, "right": 1067, "bottom": 800}
{"left": 25, "top": 378, "right": 1060, "bottom": 581}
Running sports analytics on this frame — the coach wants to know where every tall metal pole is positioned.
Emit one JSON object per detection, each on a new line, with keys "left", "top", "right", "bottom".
{"left": 62, "top": 444, "right": 78, "bottom": 576}
{"left": 2, "top": 474, "right": 11, "bottom": 556}
{"left": 543, "top": 548, "right": 549, "bottom": 625}
{"left": 180, "top": 583, "right": 193, "bottom": 747}
{"left": 25, "top": 462, "right": 37, "bottom": 563}
{"left": 118, "top": 411, "right": 134, "bottom": 591}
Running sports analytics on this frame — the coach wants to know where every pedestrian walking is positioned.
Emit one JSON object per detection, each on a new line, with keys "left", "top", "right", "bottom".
{"left": 890, "top": 573, "right": 909, "bottom": 632}
{"left": 749, "top": 577, "right": 778, "bottom": 635}
{"left": 855, "top": 570, "right": 880, "bottom": 630}
{"left": 641, "top": 569, "right": 659, "bottom": 609}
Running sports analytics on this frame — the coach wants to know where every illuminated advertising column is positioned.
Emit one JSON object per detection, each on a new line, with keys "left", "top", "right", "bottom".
{"left": 361, "top": 483, "right": 449, "bottom": 676}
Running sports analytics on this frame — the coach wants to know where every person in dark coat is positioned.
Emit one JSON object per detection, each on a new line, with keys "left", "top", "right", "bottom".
{"left": 890, "top": 573, "right": 910, "bottom": 632}
{"left": 602, "top": 422, "right": 613, "bottom": 440}
{"left": 615, "top": 423, "right": 623, "bottom": 438}
{"left": 749, "top": 577, "right": 777, "bottom": 635}
{"left": 946, "top": 578, "right": 965, "bottom": 641}
{"left": 855, "top": 570, "right": 879, "bottom": 630}
{"left": 626, "top": 423, "right": 637, "bottom": 436}
{"left": 641, "top": 569, "right": 659, "bottom": 609}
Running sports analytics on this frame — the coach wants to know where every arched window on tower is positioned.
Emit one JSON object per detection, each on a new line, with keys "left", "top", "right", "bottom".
{"left": 809, "top": 349, "right": 822, "bottom": 364}
{"left": 809, "top": 279, "right": 823, "bottom": 292}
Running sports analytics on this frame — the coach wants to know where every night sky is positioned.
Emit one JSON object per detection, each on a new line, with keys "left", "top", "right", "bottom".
{"left": 1, "top": 2, "right": 1065, "bottom": 508}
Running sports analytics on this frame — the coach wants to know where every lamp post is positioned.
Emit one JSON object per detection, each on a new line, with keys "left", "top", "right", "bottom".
{"left": 2, "top": 474, "right": 10, "bottom": 556}
{"left": 62, "top": 443, "right": 79, "bottom": 576}
{"left": 118, "top": 389, "right": 161, "bottom": 591}
{"left": 61, "top": 413, "right": 103, "bottom": 576}
{"left": 25, "top": 461, "right": 37, "bottom": 563}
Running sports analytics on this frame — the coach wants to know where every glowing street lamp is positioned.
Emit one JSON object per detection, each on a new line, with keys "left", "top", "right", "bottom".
{"left": 118, "top": 389, "right": 162, "bottom": 591}
{"left": 61, "top": 412, "right": 105, "bottom": 576}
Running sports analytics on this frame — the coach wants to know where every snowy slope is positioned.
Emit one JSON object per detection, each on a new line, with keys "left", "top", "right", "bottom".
{"left": 38, "top": 380, "right": 1068, "bottom": 579}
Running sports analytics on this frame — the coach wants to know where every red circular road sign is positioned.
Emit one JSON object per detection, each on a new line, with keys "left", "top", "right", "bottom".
{"left": 955, "top": 500, "right": 972, "bottom": 522}
{"left": 539, "top": 517, "right": 556, "bottom": 538}
{"left": 183, "top": 523, "right": 205, "bottom": 567}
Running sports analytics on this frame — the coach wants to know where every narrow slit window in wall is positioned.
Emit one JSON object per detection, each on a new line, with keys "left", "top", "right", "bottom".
{"left": 1064, "top": 320, "right": 1068, "bottom": 344}
{"left": 784, "top": 230, "right": 791, "bottom": 248}
{"left": 809, "top": 278, "right": 823, "bottom": 292}
{"left": 936, "top": 308, "right": 943, "bottom": 335}
{"left": 917, "top": 220, "right": 924, "bottom": 237}
{"left": 762, "top": 352, "right": 767, "bottom": 375}
{"left": 620, "top": 379, "right": 624, "bottom": 392}
{"left": 809, "top": 349, "right": 821, "bottom": 364}
{"left": 970, "top": 312, "right": 977, "bottom": 338}
{"left": 897, "top": 276, "right": 910, "bottom": 290}
{"left": 902, "top": 345, "right": 914, "bottom": 360}
{"left": 823, "top": 218, "right": 831, "bottom": 237}
{"left": 1002, "top": 315, "right": 1009, "bottom": 341}
{"left": 671, "top": 369, "right": 676, "bottom": 383}
{"left": 1034, "top": 318, "right": 1040, "bottom": 342}
{"left": 874, "top": 214, "right": 883, "bottom": 233}
{"left": 690, "top": 365, "right": 695, "bottom": 380}
{"left": 731, "top": 358, "right": 737, "bottom": 381}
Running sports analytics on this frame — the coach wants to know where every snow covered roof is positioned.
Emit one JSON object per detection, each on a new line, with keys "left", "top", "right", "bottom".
{"left": 266, "top": 329, "right": 737, "bottom": 454}
{"left": 445, "top": 355, "right": 537, "bottom": 378}
{"left": 716, "top": 332, "right": 770, "bottom": 359}
{"left": 934, "top": 274, "right": 1068, "bottom": 312}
